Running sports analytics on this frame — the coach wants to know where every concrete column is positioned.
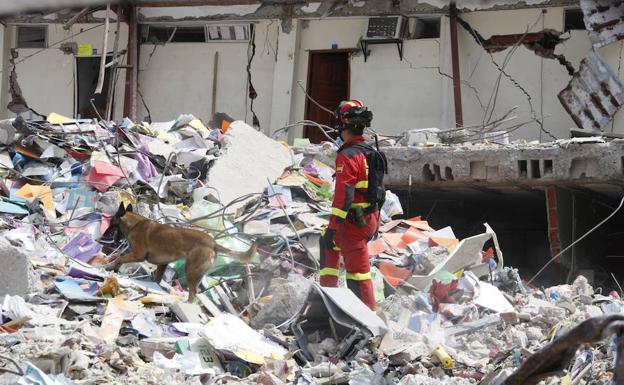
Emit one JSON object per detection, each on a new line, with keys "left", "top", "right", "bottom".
{"left": 438, "top": 16, "right": 453, "bottom": 131}
{"left": 268, "top": 19, "right": 300, "bottom": 137}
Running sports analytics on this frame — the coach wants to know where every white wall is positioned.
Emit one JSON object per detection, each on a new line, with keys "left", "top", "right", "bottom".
{"left": 289, "top": 17, "right": 445, "bottom": 139}
{"left": 7, "top": 22, "right": 128, "bottom": 120}
{"left": 458, "top": 7, "right": 623, "bottom": 141}
{"left": 137, "top": 20, "right": 278, "bottom": 129}
{"left": 5, "top": 7, "right": 624, "bottom": 142}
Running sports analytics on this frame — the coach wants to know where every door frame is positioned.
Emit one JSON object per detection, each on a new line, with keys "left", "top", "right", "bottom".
{"left": 303, "top": 49, "right": 357, "bottom": 139}
{"left": 74, "top": 54, "right": 114, "bottom": 118}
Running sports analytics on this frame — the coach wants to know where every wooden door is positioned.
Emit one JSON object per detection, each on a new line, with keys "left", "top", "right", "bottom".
{"left": 304, "top": 51, "right": 350, "bottom": 143}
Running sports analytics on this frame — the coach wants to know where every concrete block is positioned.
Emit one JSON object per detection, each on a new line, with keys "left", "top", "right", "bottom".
{"left": 0, "top": 235, "right": 39, "bottom": 296}
{"left": 207, "top": 121, "right": 292, "bottom": 213}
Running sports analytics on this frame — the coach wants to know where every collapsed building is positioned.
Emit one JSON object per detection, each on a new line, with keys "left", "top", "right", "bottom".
{"left": 1, "top": 0, "right": 624, "bottom": 286}
{"left": 1, "top": 0, "right": 624, "bottom": 384}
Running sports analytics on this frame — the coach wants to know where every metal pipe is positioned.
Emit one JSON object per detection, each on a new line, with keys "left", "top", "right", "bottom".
{"left": 123, "top": 5, "right": 138, "bottom": 120}
{"left": 449, "top": 2, "right": 464, "bottom": 128}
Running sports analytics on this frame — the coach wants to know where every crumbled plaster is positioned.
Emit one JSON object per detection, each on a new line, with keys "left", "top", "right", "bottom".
{"left": 353, "top": 1, "right": 367, "bottom": 7}
{"left": 418, "top": 0, "right": 551, "bottom": 11}
{"left": 138, "top": 4, "right": 262, "bottom": 19}
{"left": 301, "top": 2, "right": 322, "bottom": 13}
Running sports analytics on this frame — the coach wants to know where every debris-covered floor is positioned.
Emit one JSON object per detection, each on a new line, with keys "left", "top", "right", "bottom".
{"left": 1, "top": 113, "right": 624, "bottom": 385}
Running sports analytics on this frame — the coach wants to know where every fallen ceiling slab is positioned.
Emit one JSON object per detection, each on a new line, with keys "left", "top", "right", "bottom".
{"left": 558, "top": 48, "right": 624, "bottom": 132}
{"left": 580, "top": 0, "right": 624, "bottom": 48}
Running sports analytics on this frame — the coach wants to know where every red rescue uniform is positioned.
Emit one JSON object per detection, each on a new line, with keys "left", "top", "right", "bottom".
{"left": 320, "top": 136, "right": 379, "bottom": 310}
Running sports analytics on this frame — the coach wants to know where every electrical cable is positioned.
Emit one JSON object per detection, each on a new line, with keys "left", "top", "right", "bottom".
{"left": 527, "top": 195, "right": 624, "bottom": 286}
{"left": 296, "top": 80, "right": 334, "bottom": 115}
{"left": 272, "top": 120, "right": 338, "bottom": 144}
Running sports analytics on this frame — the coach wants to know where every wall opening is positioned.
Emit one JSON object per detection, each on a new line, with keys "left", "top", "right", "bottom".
{"left": 433, "top": 164, "right": 443, "bottom": 181}
{"left": 16, "top": 25, "right": 47, "bottom": 49}
{"left": 564, "top": 8, "right": 586, "bottom": 31}
{"left": 410, "top": 16, "right": 441, "bottom": 39}
{"left": 544, "top": 159, "right": 553, "bottom": 177}
{"left": 531, "top": 159, "right": 541, "bottom": 179}
{"left": 445, "top": 167, "right": 454, "bottom": 181}
{"left": 423, "top": 164, "right": 435, "bottom": 181}
{"left": 76, "top": 56, "right": 113, "bottom": 119}
{"left": 143, "top": 25, "right": 207, "bottom": 43}
{"left": 570, "top": 157, "right": 600, "bottom": 178}
{"left": 518, "top": 160, "right": 528, "bottom": 178}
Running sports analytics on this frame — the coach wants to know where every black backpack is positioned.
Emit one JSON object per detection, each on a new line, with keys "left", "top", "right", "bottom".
{"left": 352, "top": 137, "right": 387, "bottom": 209}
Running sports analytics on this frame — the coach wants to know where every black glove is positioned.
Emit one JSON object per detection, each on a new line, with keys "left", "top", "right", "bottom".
{"left": 320, "top": 228, "right": 336, "bottom": 250}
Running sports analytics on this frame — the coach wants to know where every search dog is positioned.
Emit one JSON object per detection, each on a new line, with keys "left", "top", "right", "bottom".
{"left": 106, "top": 206, "right": 256, "bottom": 301}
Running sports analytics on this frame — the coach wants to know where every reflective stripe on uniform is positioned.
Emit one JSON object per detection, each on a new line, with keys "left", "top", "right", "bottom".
{"left": 346, "top": 272, "right": 372, "bottom": 280}
{"left": 351, "top": 202, "right": 371, "bottom": 208}
{"left": 355, "top": 180, "right": 368, "bottom": 189}
{"left": 331, "top": 207, "right": 348, "bottom": 219}
{"left": 320, "top": 267, "right": 340, "bottom": 277}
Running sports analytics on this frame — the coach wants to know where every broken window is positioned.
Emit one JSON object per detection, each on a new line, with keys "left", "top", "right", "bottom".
{"left": 142, "top": 25, "right": 207, "bottom": 44}
{"left": 564, "top": 8, "right": 586, "bottom": 31}
{"left": 410, "top": 16, "right": 441, "bottom": 39}
{"left": 16, "top": 25, "right": 47, "bottom": 49}
{"left": 207, "top": 25, "right": 250, "bottom": 42}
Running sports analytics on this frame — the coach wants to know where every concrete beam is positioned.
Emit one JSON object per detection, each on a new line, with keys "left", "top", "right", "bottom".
{"left": 383, "top": 141, "right": 624, "bottom": 194}
{"left": 269, "top": 19, "right": 300, "bottom": 136}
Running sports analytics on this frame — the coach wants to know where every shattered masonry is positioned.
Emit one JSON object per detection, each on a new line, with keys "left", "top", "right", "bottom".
{"left": 1, "top": 112, "right": 624, "bottom": 385}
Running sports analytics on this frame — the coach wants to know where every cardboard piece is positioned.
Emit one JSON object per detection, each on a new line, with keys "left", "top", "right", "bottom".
{"left": 85, "top": 161, "right": 126, "bottom": 192}
{"left": 381, "top": 233, "right": 407, "bottom": 253}
{"left": 367, "top": 238, "right": 389, "bottom": 256}
{"left": 379, "top": 261, "right": 411, "bottom": 288}
{"left": 15, "top": 184, "right": 54, "bottom": 212}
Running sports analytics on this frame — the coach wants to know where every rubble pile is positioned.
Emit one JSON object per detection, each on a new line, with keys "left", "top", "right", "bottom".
{"left": 0, "top": 113, "right": 622, "bottom": 385}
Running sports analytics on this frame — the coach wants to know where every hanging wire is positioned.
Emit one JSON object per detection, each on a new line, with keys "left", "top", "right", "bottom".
{"left": 527, "top": 196, "right": 624, "bottom": 285}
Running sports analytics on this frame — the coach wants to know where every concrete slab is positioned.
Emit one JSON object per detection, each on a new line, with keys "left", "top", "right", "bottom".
{"left": 207, "top": 121, "right": 293, "bottom": 212}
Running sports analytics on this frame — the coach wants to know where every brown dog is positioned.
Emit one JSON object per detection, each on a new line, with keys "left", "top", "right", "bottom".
{"left": 106, "top": 209, "right": 257, "bottom": 301}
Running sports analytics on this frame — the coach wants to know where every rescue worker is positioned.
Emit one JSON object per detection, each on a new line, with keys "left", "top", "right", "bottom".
{"left": 319, "top": 99, "right": 380, "bottom": 311}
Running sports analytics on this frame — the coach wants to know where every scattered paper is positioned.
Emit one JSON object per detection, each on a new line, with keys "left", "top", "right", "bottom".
{"left": 16, "top": 184, "right": 55, "bottom": 212}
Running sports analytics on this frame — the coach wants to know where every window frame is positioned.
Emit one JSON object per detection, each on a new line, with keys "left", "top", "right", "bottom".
{"left": 15, "top": 24, "right": 48, "bottom": 49}
{"left": 409, "top": 15, "right": 442, "bottom": 40}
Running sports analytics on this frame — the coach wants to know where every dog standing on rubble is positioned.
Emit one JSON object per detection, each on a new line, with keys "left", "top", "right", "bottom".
{"left": 106, "top": 205, "right": 257, "bottom": 301}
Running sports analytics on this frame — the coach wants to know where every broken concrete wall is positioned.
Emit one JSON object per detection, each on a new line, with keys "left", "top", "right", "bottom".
{"left": 455, "top": 7, "right": 624, "bottom": 140}
{"left": 137, "top": 19, "right": 278, "bottom": 129}
{"left": 10, "top": 4, "right": 624, "bottom": 142}
{"left": 207, "top": 120, "right": 293, "bottom": 212}
{"left": 7, "top": 23, "right": 129, "bottom": 120}
{"left": 289, "top": 16, "right": 446, "bottom": 141}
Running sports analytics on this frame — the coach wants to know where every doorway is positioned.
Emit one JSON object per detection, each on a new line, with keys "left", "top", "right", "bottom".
{"left": 304, "top": 50, "right": 351, "bottom": 143}
{"left": 76, "top": 56, "right": 113, "bottom": 119}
